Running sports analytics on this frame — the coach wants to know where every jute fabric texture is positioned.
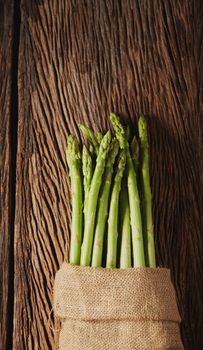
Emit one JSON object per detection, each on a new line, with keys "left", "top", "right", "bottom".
{"left": 54, "top": 263, "right": 183, "bottom": 349}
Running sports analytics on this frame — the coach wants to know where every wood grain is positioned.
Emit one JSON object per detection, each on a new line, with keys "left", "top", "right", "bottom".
{"left": 0, "top": 1, "right": 14, "bottom": 349}
{"left": 14, "top": 1, "right": 203, "bottom": 349}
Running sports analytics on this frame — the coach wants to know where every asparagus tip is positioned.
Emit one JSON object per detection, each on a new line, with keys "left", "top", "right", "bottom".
{"left": 79, "top": 123, "right": 87, "bottom": 134}
{"left": 66, "top": 135, "right": 81, "bottom": 165}
{"left": 109, "top": 113, "right": 127, "bottom": 149}
{"left": 138, "top": 115, "right": 148, "bottom": 143}
{"left": 131, "top": 136, "right": 139, "bottom": 162}
{"left": 82, "top": 145, "right": 92, "bottom": 169}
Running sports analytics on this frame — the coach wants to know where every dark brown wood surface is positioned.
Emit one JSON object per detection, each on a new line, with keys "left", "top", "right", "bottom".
{"left": 0, "top": 1, "right": 14, "bottom": 349}
{"left": 0, "top": 0, "right": 203, "bottom": 349}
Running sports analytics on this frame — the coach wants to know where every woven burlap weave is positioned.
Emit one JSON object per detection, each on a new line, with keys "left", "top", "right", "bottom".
{"left": 54, "top": 263, "right": 183, "bottom": 349}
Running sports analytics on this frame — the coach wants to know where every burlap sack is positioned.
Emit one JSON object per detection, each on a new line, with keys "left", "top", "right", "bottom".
{"left": 54, "top": 263, "right": 183, "bottom": 349}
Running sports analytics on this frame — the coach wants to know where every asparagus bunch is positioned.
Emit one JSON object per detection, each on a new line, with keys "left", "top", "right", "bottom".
{"left": 66, "top": 114, "right": 156, "bottom": 268}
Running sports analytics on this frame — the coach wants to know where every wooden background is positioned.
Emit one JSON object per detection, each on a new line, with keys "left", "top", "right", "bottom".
{"left": 1, "top": 0, "right": 203, "bottom": 349}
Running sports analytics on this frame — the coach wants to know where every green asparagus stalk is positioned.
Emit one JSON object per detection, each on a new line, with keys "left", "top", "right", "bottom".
{"left": 127, "top": 154, "right": 145, "bottom": 266}
{"left": 91, "top": 139, "right": 119, "bottom": 267}
{"left": 118, "top": 124, "right": 131, "bottom": 269}
{"left": 79, "top": 124, "right": 99, "bottom": 155}
{"left": 110, "top": 113, "right": 145, "bottom": 267}
{"left": 80, "top": 131, "right": 111, "bottom": 266}
{"left": 120, "top": 180, "right": 132, "bottom": 268}
{"left": 82, "top": 146, "right": 93, "bottom": 224}
{"left": 106, "top": 150, "right": 126, "bottom": 268}
{"left": 131, "top": 136, "right": 139, "bottom": 174}
{"left": 66, "top": 135, "right": 83, "bottom": 265}
{"left": 138, "top": 116, "right": 156, "bottom": 267}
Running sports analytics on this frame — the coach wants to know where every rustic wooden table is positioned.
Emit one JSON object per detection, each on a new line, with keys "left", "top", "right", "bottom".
{"left": 1, "top": 1, "right": 203, "bottom": 349}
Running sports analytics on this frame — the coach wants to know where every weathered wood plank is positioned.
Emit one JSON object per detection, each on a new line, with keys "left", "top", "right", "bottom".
{"left": 14, "top": 1, "right": 203, "bottom": 349}
{"left": 0, "top": 1, "right": 14, "bottom": 349}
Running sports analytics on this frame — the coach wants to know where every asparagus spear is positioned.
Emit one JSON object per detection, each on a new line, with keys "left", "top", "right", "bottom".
{"left": 110, "top": 113, "right": 145, "bottom": 267}
{"left": 131, "top": 136, "right": 139, "bottom": 174}
{"left": 119, "top": 126, "right": 132, "bottom": 268}
{"left": 138, "top": 116, "right": 156, "bottom": 267}
{"left": 91, "top": 139, "right": 119, "bottom": 267}
{"left": 127, "top": 154, "right": 145, "bottom": 267}
{"left": 66, "top": 135, "right": 83, "bottom": 265}
{"left": 120, "top": 180, "right": 132, "bottom": 268}
{"left": 106, "top": 150, "right": 126, "bottom": 268}
{"left": 80, "top": 131, "right": 111, "bottom": 266}
{"left": 82, "top": 146, "right": 93, "bottom": 225}
{"left": 79, "top": 124, "right": 100, "bottom": 155}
